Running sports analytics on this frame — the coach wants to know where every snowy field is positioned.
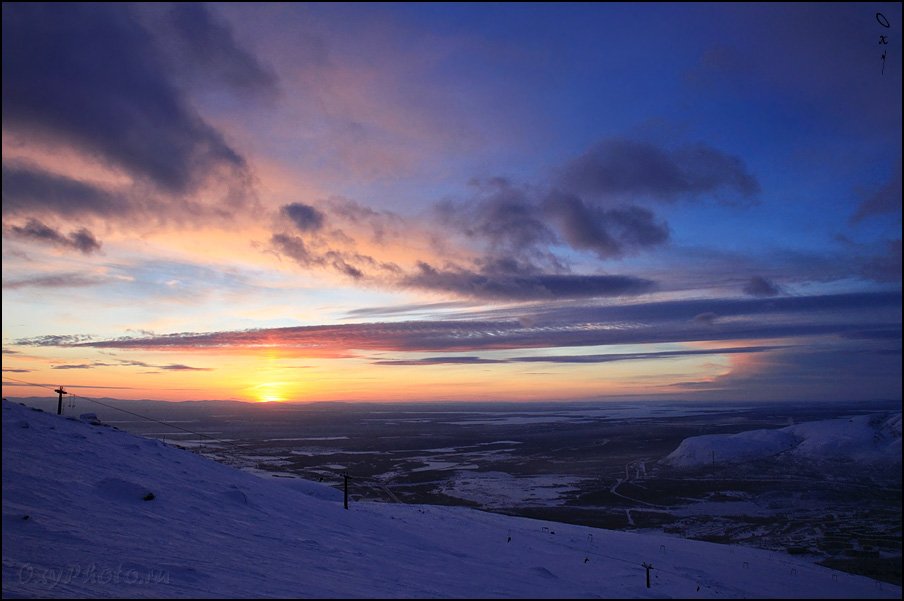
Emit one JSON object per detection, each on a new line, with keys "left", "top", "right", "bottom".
{"left": 3, "top": 399, "right": 901, "bottom": 599}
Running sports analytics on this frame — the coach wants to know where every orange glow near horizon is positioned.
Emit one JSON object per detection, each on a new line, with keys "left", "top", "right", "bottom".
{"left": 0, "top": 342, "right": 779, "bottom": 404}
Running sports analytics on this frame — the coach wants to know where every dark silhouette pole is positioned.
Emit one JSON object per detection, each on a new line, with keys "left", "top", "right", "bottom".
{"left": 642, "top": 562, "right": 653, "bottom": 588}
{"left": 55, "top": 386, "right": 67, "bottom": 415}
{"left": 343, "top": 473, "right": 349, "bottom": 510}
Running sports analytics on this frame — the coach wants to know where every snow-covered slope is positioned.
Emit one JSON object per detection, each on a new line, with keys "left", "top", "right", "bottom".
{"left": 663, "top": 413, "right": 902, "bottom": 470}
{"left": 2, "top": 400, "right": 899, "bottom": 599}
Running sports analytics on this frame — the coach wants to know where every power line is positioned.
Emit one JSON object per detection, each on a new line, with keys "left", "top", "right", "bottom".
{"left": 2, "top": 375, "right": 243, "bottom": 452}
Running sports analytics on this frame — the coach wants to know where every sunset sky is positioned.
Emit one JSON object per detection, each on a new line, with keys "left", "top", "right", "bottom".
{"left": 2, "top": 3, "right": 901, "bottom": 403}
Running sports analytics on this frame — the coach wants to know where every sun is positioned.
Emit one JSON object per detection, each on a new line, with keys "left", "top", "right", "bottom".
{"left": 252, "top": 382, "right": 286, "bottom": 403}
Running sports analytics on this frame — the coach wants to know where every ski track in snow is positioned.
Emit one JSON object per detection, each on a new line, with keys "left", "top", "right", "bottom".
{"left": 2, "top": 400, "right": 900, "bottom": 599}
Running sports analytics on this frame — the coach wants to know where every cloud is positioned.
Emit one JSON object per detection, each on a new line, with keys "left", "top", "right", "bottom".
{"left": 1, "top": 162, "right": 126, "bottom": 219}
{"left": 344, "top": 301, "right": 474, "bottom": 319}
{"left": 374, "top": 345, "right": 783, "bottom": 366}
{"left": 324, "top": 251, "right": 366, "bottom": 280}
{"left": 510, "top": 345, "right": 782, "bottom": 364}
{"left": 425, "top": 139, "right": 754, "bottom": 280}
{"left": 742, "top": 276, "right": 782, "bottom": 297}
{"left": 50, "top": 360, "right": 210, "bottom": 372}
{"left": 839, "top": 328, "right": 902, "bottom": 341}
{"left": 436, "top": 177, "right": 669, "bottom": 266}
{"left": 20, "top": 291, "right": 896, "bottom": 356}
{"left": 11, "top": 335, "right": 95, "bottom": 346}
{"left": 543, "top": 191, "right": 669, "bottom": 258}
{"left": 669, "top": 346, "right": 902, "bottom": 403}
{"left": 860, "top": 239, "right": 902, "bottom": 283}
{"left": 374, "top": 356, "right": 506, "bottom": 366}
{"left": 160, "top": 3, "right": 278, "bottom": 97}
{"left": 281, "top": 202, "right": 325, "bottom": 232}
{"left": 8, "top": 218, "right": 101, "bottom": 254}
{"left": 558, "top": 138, "right": 760, "bottom": 202}
{"left": 402, "top": 261, "right": 656, "bottom": 300}
{"left": 851, "top": 163, "right": 902, "bottom": 223}
{"left": 2, "top": 273, "right": 109, "bottom": 290}
{"left": 2, "top": 368, "right": 31, "bottom": 373}
{"left": 270, "top": 233, "right": 380, "bottom": 280}
{"left": 438, "top": 178, "right": 557, "bottom": 258}
{"left": 271, "top": 233, "right": 318, "bottom": 267}
{"left": 2, "top": 3, "right": 251, "bottom": 196}
{"left": 159, "top": 364, "right": 212, "bottom": 371}
{"left": 324, "top": 197, "right": 406, "bottom": 245}
{"left": 693, "top": 312, "right": 719, "bottom": 325}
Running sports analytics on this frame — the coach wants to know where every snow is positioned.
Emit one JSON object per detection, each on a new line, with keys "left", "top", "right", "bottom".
{"left": 3, "top": 400, "right": 899, "bottom": 599}
{"left": 663, "top": 413, "right": 902, "bottom": 469}
{"left": 436, "top": 472, "right": 586, "bottom": 508}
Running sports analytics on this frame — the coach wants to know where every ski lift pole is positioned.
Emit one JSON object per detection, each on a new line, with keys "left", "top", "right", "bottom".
{"left": 642, "top": 562, "right": 653, "bottom": 589}
{"left": 55, "top": 386, "right": 68, "bottom": 415}
{"left": 343, "top": 473, "right": 349, "bottom": 510}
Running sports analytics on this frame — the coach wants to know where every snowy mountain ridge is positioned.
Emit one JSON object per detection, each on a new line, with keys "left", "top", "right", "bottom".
{"left": 663, "top": 412, "right": 902, "bottom": 470}
{"left": 2, "top": 399, "right": 900, "bottom": 598}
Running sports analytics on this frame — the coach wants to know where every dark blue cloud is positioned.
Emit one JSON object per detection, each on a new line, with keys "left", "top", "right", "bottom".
{"left": 742, "top": 276, "right": 782, "bottom": 297}
{"left": 501, "top": 291, "right": 902, "bottom": 327}
{"left": 282, "top": 203, "right": 325, "bottom": 232}
{"left": 271, "top": 234, "right": 318, "bottom": 266}
{"left": 270, "top": 233, "right": 381, "bottom": 280}
{"left": 543, "top": 191, "right": 669, "bottom": 258}
{"left": 161, "top": 3, "right": 278, "bottom": 96}
{"left": 2, "top": 163, "right": 125, "bottom": 219}
{"left": 438, "top": 178, "right": 557, "bottom": 258}
{"left": 2, "top": 3, "right": 251, "bottom": 195}
{"left": 558, "top": 139, "right": 760, "bottom": 203}
{"left": 437, "top": 177, "right": 670, "bottom": 265}
{"left": 403, "top": 261, "right": 656, "bottom": 300}
{"left": 8, "top": 218, "right": 101, "bottom": 254}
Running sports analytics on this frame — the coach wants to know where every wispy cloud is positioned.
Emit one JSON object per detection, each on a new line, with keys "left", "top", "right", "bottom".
{"left": 343, "top": 301, "right": 475, "bottom": 319}
{"left": 16, "top": 292, "right": 899, "bottom": 355}
{"left": 373, "top": 345, "right": 783, "bottom": 366}
{"left": 2, "top": 274, "right": 108, "bottom": 290}
{"left": 50, "top": 359, "right": 211, "bottom": 372}
{"left": 7, "top": 218, "right": 101, "bottom": 254}
{"left": 375, "top": 356, "right": 506, "bottom": 366}
{"left": 401, "top": 261, "right": 655, "bottom": 301}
